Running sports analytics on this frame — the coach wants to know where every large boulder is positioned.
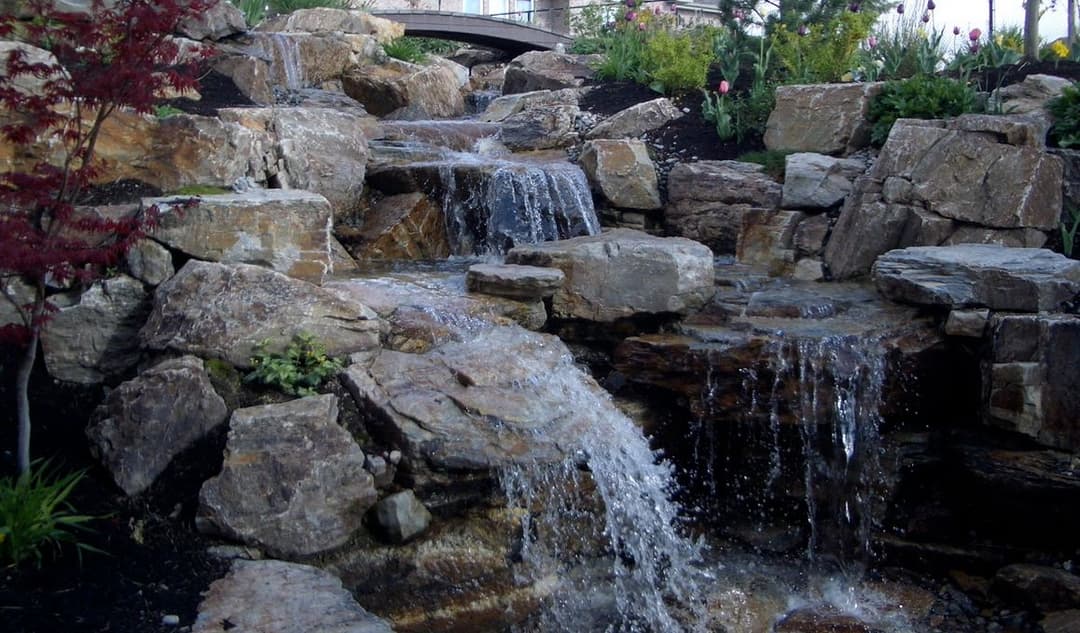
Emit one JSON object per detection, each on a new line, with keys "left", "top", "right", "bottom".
{"left": 124, "top": 238, "right": 175, "bottom": 286}
{"left": 344, "top": 192, "right": 450, "bottom": 261}
{"left": 585, "top": 97, "right": 683, "bottom": 140}
{"left": 140, "top": 261, "right": 382, "bottom": 368}
{"left": 478, "top": 87, "right": 581, "bottom": 123}
{"left": 87, "top": 356, "right": 228, "bottom": 496}
{"left": 258, "top": 7, "right": 403, "bottom": 43}
{"left": 872, "top": 245, "right": 1080, "bottom": 312}
{"left": 506, "top": 229, "right": 715, "bottom": 322}
{"left": 781, "top": 152, "right": 866, "bottom": 209}
{"left": 825, "top": 116, "right": 1063, "bottom": 278}
{"left": 219, "top": 107, "right": 373, "bottom": 217}
{"left": 342, "top": 60, "right": 465, "bottom": 120}
{"left": 197, "top": 394, "right": 377, "bottom": 557}
{"left": 987, "top": 314, "right": 1080, "bottom": 451}
{"left": 465, "top": 263, "right": 565, "bottom": 301}
{"left": 502, "top": 51, "right": 597, "bottom": 95}
{"left": 764, "top": 82, "right": 884, "bottom": 155}
{"left": 150, "top": 190, "right": 334, "bottom": 283}
{"left": 579, "top": 139, "right": 661, "bottom": 210}
{"left": 177, "top": 0, "right": 246, "bottom": 40}
{"left": 665, "top": 161, "right": 782, "bottom": 254}
{"left": 990, "top": 74, "right": 1073, "bottom": 119}
{"left": 238, "top": 31, "right": 356, "bottom": 92}
{"left": 499, "top": 104, "right": 580, "bottom": 151}
{"left": 193, "top": 559, "right": 394, "bottom": 633}
{"left": 994, "top": 564, "right": 1080, "bottom": 612}
{"left": 40, "top": 275, "right": 150, "bottom": 384}
{"left": 340, "top": 326, "right": 613, "bottom": 493}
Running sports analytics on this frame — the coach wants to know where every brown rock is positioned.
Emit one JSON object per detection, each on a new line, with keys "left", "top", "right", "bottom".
{"left": 349, "top": 192, "right": 450, "bottom": 261}
{"left": 579, "top": 139, "right": 661, "bottom": 210}
{"left": 764, "top": 82, "right": 884, "bottom": 155}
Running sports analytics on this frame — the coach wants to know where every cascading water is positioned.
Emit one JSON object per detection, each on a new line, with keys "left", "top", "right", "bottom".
{"left": 267, "top": 33, "right": 305, "bottom": 91}
{"left": 500, "top": 368, "right": 706, "bottom": 632}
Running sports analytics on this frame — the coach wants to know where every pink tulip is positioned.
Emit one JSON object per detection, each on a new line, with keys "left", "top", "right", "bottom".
{"left": 867, "top": 35, "right": 878, "bottom": 49}
{"left": 638, "top": 21, "right": 646, "bottom": 30}
{"left": 718, "top": 80, "right": 730, "bottom": 94}
{"left": 626, "top": 10, "right": 636, "bottom": 21}
{"left": 797, "top": 24, "right": 808, "bottom": 36}
{"left": 969, "top": 28, "right": 981, "bottom": 42}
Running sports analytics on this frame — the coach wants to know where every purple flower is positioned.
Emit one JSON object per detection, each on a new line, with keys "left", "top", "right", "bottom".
{"left": 953, "top": 25, "right": 961, "bottom": 36}
{"left": 638, "top": 21, "right": 647, "bottom": 30}
{"left": 969, "top": 27, "right": 982, "bottom": 41}
{"left": 849, "top": 2, "right": 860, "bottom": 11}
{"left": 867, "top": 35, "right": 878, "bottom": 49}
{"left": 718, "top": 80, "right": 730, "bottom": 94}
{"left": 896, "top": 3, "right": 904, "bottom": 14}
{"left": 927, "top": 0, "right": 935, "bottom": 9}
{"left": 797, "top": 24, "right": 808, "bottom": 36}
{"left": 625, "top": 0, "right": 635, "bottom": 7}
{"left": 921, "top": 11, "right": 930, "bottom": 22}
{"left": 625, "top": 10, "right": 637, "bottom": 21}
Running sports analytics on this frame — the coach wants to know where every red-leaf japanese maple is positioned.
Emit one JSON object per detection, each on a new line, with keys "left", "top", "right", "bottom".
{"left": 0, "top": 0, "right": 213, "bottom": 474}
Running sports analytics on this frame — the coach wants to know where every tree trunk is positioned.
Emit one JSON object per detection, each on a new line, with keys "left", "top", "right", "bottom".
{"left": 1024, "top": 0, "right": 1040, "bottom": 60}
{"left": 989, "top": 0, "right": 995, "bottom": 36}
{"left": 1070, "top": 0, "right": 1076, "bottom": 46}
{"left": 15, "top": 324, "right": 39, "bottom": 475}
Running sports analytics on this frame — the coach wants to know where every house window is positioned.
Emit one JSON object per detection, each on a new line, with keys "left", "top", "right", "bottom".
{"left": 463, "top": 0, "right": 481, "bottom": 14}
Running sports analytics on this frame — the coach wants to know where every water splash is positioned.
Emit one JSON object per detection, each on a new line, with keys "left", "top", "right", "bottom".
{"left": 268, "top": 33, "right": 304, "bottom": 91}
{"left": 501, "top": 367, "right": 706, "bottom": 632}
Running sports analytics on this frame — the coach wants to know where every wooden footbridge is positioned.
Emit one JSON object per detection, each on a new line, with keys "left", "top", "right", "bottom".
{"left": 371, "top": 10, "right": 574, "bottom": 55}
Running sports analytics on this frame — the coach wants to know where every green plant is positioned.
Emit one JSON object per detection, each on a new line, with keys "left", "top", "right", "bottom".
{"left": 0, "top": 461, "right": 98, "bottom": 568}
{"left": 702, "top": 83, "right": 735, "bottom": 140}
{"left": 245, "top": 332, "right": 344, "bottom": 397}
{"left": 737, "top": 149, "right": 795, "bottom": 180}
{"left": 169, "top": 184, "right": 234, "bottom": 196}
{"left": 1048, "top": 83, "right": 1080, "bottom": 148}
{"left": 153, "top": 104, "right": 185, "bottom": 119}
{"left": 231, "top": 0, "right": 265, "bottom": 26}
{"left": 594, "top": 26, "right": 648, "bottom": 84}
{"left": 867, "top": 75, "right": 978, "bottom": 146}
{"left": 570, "top": 2, "right": 614, "bottom": 53}
{"left": 642, "top": 28, "right": 713, "bottom": 94}
{"left": 1062, "top": 204, "right": 1080, "bottom": 258}
{"left": 270, "top": 0, "right": 350, "bottom": 13}
{"left": 771, "top": 10, "right": 875, "bottom": 84}
{"left": 383, "top": 37, "right": 427, "bottom": 63}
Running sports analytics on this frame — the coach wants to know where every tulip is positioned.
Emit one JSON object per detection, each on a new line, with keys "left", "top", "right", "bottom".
{"left": 927, "top": 0, "right": 935, "bottom": 9}
{"left": 625, "top": 0, "right": 635, "bottom": 7}
{"left": 718, "top": 80, "right": 730, "bottom": 94}
{"left": 896, "top": 3, "right": 904, "bottom": 14}
{"left": 626, "top": 10, "right": 636, "bottom": 21}
{"left": 969, "top": 27, "right": 981, "bottom": 42}
{"left": 654, "top": 7, "right": 661, "bottom": 14}
{"left": 849, "top": 2, "right": 860, "bottom": 11}
{"left": 797, "top": 24, "right": 808, "bottom": 36}
{"left": 970, "top": 42, "right": 980, "bottom": 53}
{"left": 638, "top": 21, "right": 647, "bottom": 30}
{"left": 867, "top": 35, "right": 878, "bottom": 49}
{"left": 953, "top": 25, "right": 961, "bottom": 36}
{"left": 921, "top": 11, "right": 930, "bottom": 22}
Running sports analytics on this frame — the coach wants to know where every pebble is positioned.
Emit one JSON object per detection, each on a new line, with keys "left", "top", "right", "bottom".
{"left": 162, "top": 614, "right": 180, "bottom": 626}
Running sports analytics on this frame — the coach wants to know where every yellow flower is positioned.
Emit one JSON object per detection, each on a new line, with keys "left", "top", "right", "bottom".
{"left": 1049, "top": 40, "right": 1070, "bottom": 60}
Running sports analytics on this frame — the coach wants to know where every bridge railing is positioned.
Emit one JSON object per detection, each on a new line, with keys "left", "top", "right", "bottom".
{"left": 428, "top": 0, "right": 690, "bottom": 36}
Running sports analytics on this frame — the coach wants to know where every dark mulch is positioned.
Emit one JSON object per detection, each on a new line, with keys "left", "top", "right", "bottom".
{"left": 580, "top": 81, "right": 764, "bottom": 164}
{"left": 964, "top": 58, "right": 1080, "bottom": 90}
{"left": 162, "top": 69, "right": 256, "bottom": 116}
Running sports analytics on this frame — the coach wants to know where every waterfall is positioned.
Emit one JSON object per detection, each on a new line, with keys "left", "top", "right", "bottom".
{"left": 688, "top": 334, "right": 888, "bottom": 566}
{"left": 268, "top": 33, "right": 304, "bottom": 91}
{"left": 501, "top": 370, "right": 706, "bottom": 632}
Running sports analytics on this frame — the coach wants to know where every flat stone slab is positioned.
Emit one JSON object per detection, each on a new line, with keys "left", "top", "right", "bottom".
{"left": 465, "top": 263, "right": 564, "bottom": 300}
{"left": 873, "top": 245, "right": 1080, "bottom": 312}
{"left": 193, "top": 559, "right": 394, "bottom": 633}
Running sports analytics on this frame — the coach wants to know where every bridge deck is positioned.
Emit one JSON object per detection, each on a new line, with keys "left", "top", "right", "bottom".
{"left": 372, "top": 10, "right": 573, "bottom": 55}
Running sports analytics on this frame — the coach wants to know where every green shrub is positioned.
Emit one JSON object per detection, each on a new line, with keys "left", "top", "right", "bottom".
{"left": 153, "top": 104, "right": 185, "bottom": 119}
{"left": 868, "top": 75, "right": 978, "bottom": 146}
{"left": 169, "top": 184, "right": 233, "bottom": 196}
{"left": 383, "top": 37, "right": 427, "bottom": 63}
{"left": 642, "top": 28, "right": 713, "bottom": 94}
{"left": 1048, "top": 83, "right": 1080, "bottom": 149}
{"left": 1062, "top": 204, "right": 1080, "bottom": 259}
{"left": 245, "top": 332, "right": 344, "bottom": 397}
{"left": 594, "top": 27, "right": 648, "bottom": 84}
{"left": 0, "top": 461, "right": 98, "bottom": 568}
{"left": 271, "top": 0, "right": 350, "bottom": 13}
{"left": 771, "top": 10, "right": 875, "bottom": 84}
{"left": 231, "top": 0, "right": 265, "bottom": 26}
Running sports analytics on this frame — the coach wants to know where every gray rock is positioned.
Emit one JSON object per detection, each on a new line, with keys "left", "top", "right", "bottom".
{"left": 994, "top": 564, "right": 1080, "bottom": 612}
{"left": 944, "top": 225, "right": 1048, "bottom": 249}
{"left": 944, "top": 309, "right": 991, "bottom": 338}
{"left": 793, "top": 214, "right": 831, "bottom": 256}
{"left": 478, "top": 88, "right": 581, "bottom": 123}
{"left": 41, "top": 275, "right": 150, "bottom": 384}
{"left": 197, "top": 394, "right": 376, "bottom": 558}
{"left": 125, "top": 239, "right": 174, "bottom": 286}
{"left": 193, "top": 559, "right": 394, "bottom": 633}
{"left": 764, "top": 82, "right": 884, "bottom": 155}
{"left": 499, "top": 104, "right": 580, "bottom": 151}
{"left": 506, "top": 229, "right": 714, "bottom": 322}
{"left": 586, "top": 97, "right": 683, "bottom": 140}
{"left": 149, "top": 190, "right": 334, "bottom": 283}
{"left": 177, "top": 0, "right": 246, "bottom": 40}
{"left": 579, "top": 139, "right": 661, "bottom": 210}
{"left": 347, "top": 192, "right": 450, "bottom": 261}
{"left": 342, "top": 60, "right": 465, "bottom": 120}
{"left": 0, "top": 277, "right": 35, "bottom": 329}
{"left": 987, "top": 314, "right": 1080, "bottom": 451}
{"left": 1042, "top": 610, "right": 1080, "bottom": 633}
{"left": 872, "top": 245, "right": 1080, "bottom": 312}
{"left": 502, "top": 50, "right": 597, "bottom": 94}
{"left": 792, "top": 258, "right": 825, "bottom": 281}
{"left": 140, "top": 261, "right": 381, "bottom": 368}
{"left": 257, "top": 8, "right": 403, "bottom": 43}
{"left": 737, "top": 210, "right": 803, "bottom": 274}
{"left": 374, "top": 490, "right": 432, "bottom": 544}
{"left": 665, "top": 161, "right": 782, "bottom": 254}
{"left": 465, "top": 263, "right": 565, "bottom": 301}
{"left": 87, "top": 356, "right": 228, "bottom": 496}
{"left": 781, "top": 152, "right": 866, "bottom": 209}
{"left": 990, "top": 74, "right": 1073, "bottom": 118}
{"left": 364, "top": 454, "right": 394, "bottom": 489}
{"left": 340, "top": 326, "right": 617, "bottom": 492}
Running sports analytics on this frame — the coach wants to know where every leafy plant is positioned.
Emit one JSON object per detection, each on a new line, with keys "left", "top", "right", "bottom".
{"left": 170, "top": 184, "right": 234, "bottom": 196}
{"left": 0, "top": 461, "right": 99, "bottom": 568}
{"left": 1062, "top": 204, "right": 1080, "bottom": 259}
{"left": 153, "top": 104, "right": 185, "bottom": 119}
{"left": 0, "top": 0, "right": 208, "bottom": 474}
{"left": 245, "top": 333, "right": 344, "bottom": 397}
{"left": 383, "top": 37, "right": 427, "bottom": 63}
{"left": 867, "top": 75, "right": 978, "bottom": 146}
{"left": 642, "top": 28, "right": 713, "bottom": 94}
{"left": 770, "top": 10, "right": 875, "bottom": 84}
{"left": 270, "top": 0, "right": 351, "bottom": 13}
{"left": 230, "top": 0, "right": 265, "bottom": 26}
{"left": 702, "top": 83, "right": 735, "bottom": 140}
{"left": 1048, "top": 83, "right": 1080, "bottom": 149}
{"left": 594, "top": 25, "right": 648, "bottom": 84}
